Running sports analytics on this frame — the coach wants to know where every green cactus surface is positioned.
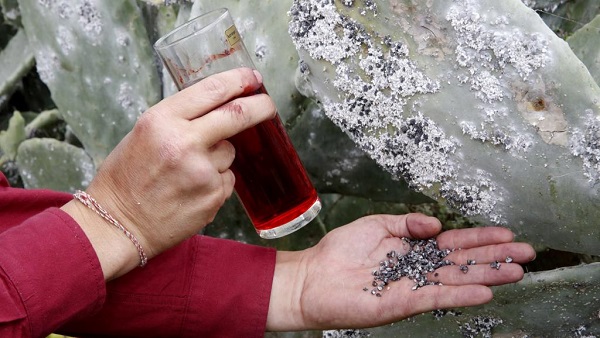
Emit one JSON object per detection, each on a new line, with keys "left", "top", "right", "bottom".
{"left": 0, "top": 110, "right": 26, "bottom": 162}
{"left": 0, "top": 29, "right": 34, "bottom": 102}
{"left": 18, "top": 0, "right": 161, "bottom": 168}
{"left": 567, "top": 14, "right": 600, "bottom": 85}
{"left": 528, "top": 0, "right": 600, "bottom": 38}
{"left": 289, "top": 0, "right": 600, "bottom": 255}
{"left": 16, "top": 137, "right": 94, "bottom": 192}
{"left": 361, "top": 262, "right": 600, "bottom": 337}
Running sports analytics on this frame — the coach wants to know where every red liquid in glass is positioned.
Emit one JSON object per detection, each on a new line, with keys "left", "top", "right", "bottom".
{"left": 229, "top": 85, "right": 319, "bottom": 231}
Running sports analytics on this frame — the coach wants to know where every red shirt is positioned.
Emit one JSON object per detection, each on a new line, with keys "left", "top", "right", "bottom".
{"left": 0, "top": 173, "right": 276, "bottom": 337}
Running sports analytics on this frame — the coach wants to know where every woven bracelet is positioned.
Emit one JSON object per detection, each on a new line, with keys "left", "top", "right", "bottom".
{"left": 73, "top": 190, "right": 148, "bottom": 267}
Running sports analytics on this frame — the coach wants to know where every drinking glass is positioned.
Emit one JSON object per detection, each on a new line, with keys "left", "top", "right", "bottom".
{"left": 154, "top": 8, "right": 321, "bottom": 239}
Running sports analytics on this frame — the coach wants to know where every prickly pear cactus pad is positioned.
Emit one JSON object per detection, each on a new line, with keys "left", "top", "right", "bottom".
{"left": 16, "top": 138, "right": 95, "bottom": 192}
{"left": 18, "top": 0, "right": 161, "bottom": 167}
{"left": 289, "top": 0, "right": 600, "bottom": 255}
{"left": 567, "top": 14, "right": 600, "bottom": 85}
{"left": 0, "top": 29, "right": 34, "bottom": 100}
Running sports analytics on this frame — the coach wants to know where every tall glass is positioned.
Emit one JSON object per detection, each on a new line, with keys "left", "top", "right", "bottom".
{"left": 154, "top": 8, "right": 321, "bottom": 239}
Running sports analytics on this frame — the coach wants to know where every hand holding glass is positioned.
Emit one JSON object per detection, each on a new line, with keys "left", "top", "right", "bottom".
{"left": 154, "top": 8, "right": 321, "bottom": 239}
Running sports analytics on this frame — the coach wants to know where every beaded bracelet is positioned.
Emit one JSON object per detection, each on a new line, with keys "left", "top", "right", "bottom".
{"left": 73, "top": 190, "right": 148, "bottom": 267}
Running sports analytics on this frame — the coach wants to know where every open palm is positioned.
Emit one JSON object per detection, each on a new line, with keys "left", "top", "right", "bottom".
{"left": 267, "top": 213, "right": 536, "bottom": 331}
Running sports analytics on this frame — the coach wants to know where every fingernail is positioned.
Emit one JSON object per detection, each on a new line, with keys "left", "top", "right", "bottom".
{"left": 253, "top": 69, "right": 263, "bottom": 84}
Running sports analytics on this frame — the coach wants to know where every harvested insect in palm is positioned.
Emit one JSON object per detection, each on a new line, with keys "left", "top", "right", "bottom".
{"left": 365, "top": 238, "right": 455, "bottom": 296}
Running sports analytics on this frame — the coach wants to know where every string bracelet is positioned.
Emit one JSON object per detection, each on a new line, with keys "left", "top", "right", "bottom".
{"left": 73, "top": 190, "right": 148, "bottom": 267}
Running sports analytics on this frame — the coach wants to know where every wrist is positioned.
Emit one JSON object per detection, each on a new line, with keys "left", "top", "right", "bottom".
{"left": 85, "top": 174, "right": 161, "bottom": 258}
{"left": 266, "top": 250, "right": 310, "bottom": 331}
{"left": 61, "top": 199, "right": 141, "bottom": 281}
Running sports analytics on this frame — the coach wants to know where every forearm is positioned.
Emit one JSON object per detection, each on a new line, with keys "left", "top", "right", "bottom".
{"left": 61, "top": 199, "right": 141, "bottom": 281}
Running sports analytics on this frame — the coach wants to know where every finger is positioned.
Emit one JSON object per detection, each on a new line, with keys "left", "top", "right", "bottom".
{"left": 436, "top": 227, "right": 515, "bottom": 250}
{"left": 210, "top": 140, "right": 236, "bottom": 173}
{"left": 428, "top": 262, "right": 525, "bottom": 286}
{"left": 404, "top": 213, "right": 443, "bottom": 239}
{"left": 152, "top": 68, "right": 264, "bottom": 120}
{"left": 355, "top": 214, "right": 441, "bottom": 249}
{"left": 447, "top": 242, "right": 536, "bottom": 265}
{"left": 192, "top": 93, "right": 277, "bottom": 146}
{"left": 372, "top": 213, "right": 442, "bottom": 240}
{"left": 221, "top": 169, "right": 235, "bottom": 198}
{"left": 194, "top": 170, "right": 235, "bottom": 225}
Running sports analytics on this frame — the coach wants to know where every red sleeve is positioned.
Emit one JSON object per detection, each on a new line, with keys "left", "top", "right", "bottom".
{"left": 0, "top": 208, "right": 107, "bottom": 337}
{"left": 0, "top": 174, "right": 73, "bottom": 232}
{"left": 0, "top": 173, "right": 276, "bottom": 337}
{"left": 60, "top": 236, "right": 276, "bottom": 338}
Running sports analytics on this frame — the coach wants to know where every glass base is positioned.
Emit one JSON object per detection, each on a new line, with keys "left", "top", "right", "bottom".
{"left": 258, "top": 199, "right": 322, "bottom": 239}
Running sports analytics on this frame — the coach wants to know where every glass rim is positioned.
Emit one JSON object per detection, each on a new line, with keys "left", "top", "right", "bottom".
{"left": 153, "top": 8, "right": 230, "bottom": 50}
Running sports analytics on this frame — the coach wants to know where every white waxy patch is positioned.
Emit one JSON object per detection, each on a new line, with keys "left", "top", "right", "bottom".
{"left": 34, "top": 49, "right": 60, "bottom": 84}
{"left": 447, "top": 0, "right": 549, "bottom": 103}
{"left": 116, "top": 31, "right": 130, "bottom": 47}
{"left": 441, "top": 170, "right": 505, "bottom": 224}
{"left": 289, "top": 1, "right": 363, "bottom": 64}
{"left": 459, "top": 117, "right": 534, "bottom": 153}
{"left": 77, "top": 0, "right": 103, "bottom": 37}
{"left": 570, "top": 113, "right": 600, "bottom": 186}
{"left": 56, "top": 26, "right": 75, "bottom": 54}
{"left": 118, "top": 82, "right": 147, "bottom": 122}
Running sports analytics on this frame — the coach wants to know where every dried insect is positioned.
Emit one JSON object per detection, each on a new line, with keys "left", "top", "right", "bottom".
{"left": 366, "top": 238, "right": 456, "bottom": 296}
